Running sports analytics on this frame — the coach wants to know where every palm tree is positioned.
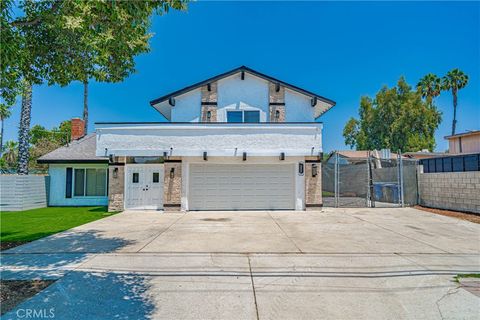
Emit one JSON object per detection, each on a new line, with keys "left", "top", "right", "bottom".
{"left": 3, "top": 140, "right": 18, "bottom": 168}
{"left": 417, "top": 73, "right": 442, "bottom": 107}
{"left": 442, "top": 69, "right": 469, "bottom": 135}
{"left": 17, "top": 82, "right": 33, "bottom": 175}
{"left": 0, "top": 105, "right": 12, "bottom": 156}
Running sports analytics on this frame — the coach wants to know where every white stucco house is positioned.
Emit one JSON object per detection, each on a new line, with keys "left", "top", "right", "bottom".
{"left": 39, "top": 66, "right": 335, "bottom": 211}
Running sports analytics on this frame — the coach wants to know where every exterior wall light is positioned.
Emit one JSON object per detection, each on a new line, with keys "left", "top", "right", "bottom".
{"left": 280, "top": 152, "right": 285, "bottom": 161}
{"left": 113, "top": 167, "right": 118, "bottom": 179}
{"left": 243, "top": 152, "right": 247, "bottom": 161}
{"left": 203, "top": 152, "right": 208, "bottom": 161}
{"left": 312, "top": 163, "right": 318, "bottom": 177}
{"left": 170, "top": 167, "right": 175, "bottom": 178}
{"left": 169, "top": 97, "right": 175, "bottom": 106}
{"left": 275, "top": 110, "right": 280, "bottom": 121}
{"left": 207, "top": 111, "right": 211, "bottom": 121}
{"left": 298, "top": 162, "right": 304, "bottom": 175}
{"left": 207, "top": 83, "right": 211, "bottom": 91}
{"left": 109, "top": 154, "right": 114, "bottom": 163}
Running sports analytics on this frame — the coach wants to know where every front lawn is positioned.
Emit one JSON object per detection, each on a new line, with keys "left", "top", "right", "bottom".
{"left": 0, "top": 206, "right": 116, "bottom": 244}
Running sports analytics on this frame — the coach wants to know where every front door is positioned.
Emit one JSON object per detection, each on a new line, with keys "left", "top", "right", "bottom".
{"left": 125, "top": 165, "right": 164, "bottom": 210}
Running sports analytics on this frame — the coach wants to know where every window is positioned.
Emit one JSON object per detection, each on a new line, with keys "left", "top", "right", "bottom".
{"left": 132, "top": 172, "right": 139, "bottom": 183}
{"left": 73, "top": 168, "right": 107, "bottom": 197}
{"left": 227, "top": 110, "right": 260, "bottom": 123}
{"left": 153, "top": 172, "right": 160, "bottom": 183}
{"left": 227, "top": 111, "right": 243, "bottom": 123}
{"left": 244, "top": 111, "right": 260, "bottom": 123}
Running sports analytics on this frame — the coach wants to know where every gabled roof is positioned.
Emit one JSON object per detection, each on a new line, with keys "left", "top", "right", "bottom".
{"left": 37, "top": 133, "right": 108, "bottom": 164}
{"left": 149, "top": 66, "right": 336, "bottom": 118}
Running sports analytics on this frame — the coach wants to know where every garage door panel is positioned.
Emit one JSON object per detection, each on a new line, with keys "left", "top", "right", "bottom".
{"left": 189, "top": 164, "right": 295, "bottom": 210}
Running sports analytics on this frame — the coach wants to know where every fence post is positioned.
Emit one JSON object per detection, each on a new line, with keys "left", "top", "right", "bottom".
{"left": 334, "top": 151, "right": 339, "bottom": 208}
{"left": 398, "top": 151, "right": 405, "bottom": 207}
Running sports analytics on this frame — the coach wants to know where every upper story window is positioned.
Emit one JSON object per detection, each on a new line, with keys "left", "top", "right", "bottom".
{"left": 227, "top": 110, "right": 260, "bottom": 123}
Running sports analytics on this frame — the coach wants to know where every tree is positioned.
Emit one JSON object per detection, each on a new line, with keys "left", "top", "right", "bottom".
{"left": 343, "top": 77, "right": 442, "bottom": 152}
{"left": 0, "top": 105, "right": 12, "bottom": 154}
{"left": 417, "top": 73, "right": 441, "bottom": 107}
{"left": 442, "top": 69, "right": 469, "bottom": 135}
{"left": 1, "top": 0, "right": 189, "bottom": 175}
{"left": 1, "top": 140, "right": 18, "bottom": 171}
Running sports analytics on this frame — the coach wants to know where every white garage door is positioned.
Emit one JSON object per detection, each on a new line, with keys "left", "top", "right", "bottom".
{"left": 189, "top": 164, "right": 295, "bottom": 210}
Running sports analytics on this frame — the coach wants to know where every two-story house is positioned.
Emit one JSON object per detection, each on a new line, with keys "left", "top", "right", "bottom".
{"left": 39, "top": 66, "right": 335, "bottom": 212}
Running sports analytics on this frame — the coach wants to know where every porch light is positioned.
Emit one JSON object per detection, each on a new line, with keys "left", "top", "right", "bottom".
{"left": 280, "top": 152, "right": 285, "bottom": 161}
{"left": 113, "top": 167, "right": 118, "bottom": 178}
{"left": 275, "top": 83, "right": 280, "bottom": 92}
{"left": 170, "top": 167, "right": 175, "bottom": 178}
{"left": 203, "top": 152, "right": 208, "bottom": 161}
{"left": 275, "top": 110, "right": 280, "bottom": 121}
{"left": 169, "top": 97, "right": 175, "bottom": 106}
{"left": 207, "top": 111, "right": 211, "bottom": 121}
{"left": 243, "top": 152, "right": 247, "bottom": 161}
{"left": 312, "top": 163, "right": 318, "bottom": 177}
{"left": 298, "top": 162, "right": 304, "bottom": 175}
{"left": 109, "top": 154, "right": 114, "bottom": 163}
{"left": 311, "top": 97, "right": 317, "bottom": 107}
{"left": 207, "top": 83, "right": 211, "bottom": 91}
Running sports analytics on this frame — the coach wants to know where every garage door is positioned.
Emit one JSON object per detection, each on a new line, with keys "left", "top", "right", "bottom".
{"left": 189, "top": 164, "right": 295, "bottom": 210}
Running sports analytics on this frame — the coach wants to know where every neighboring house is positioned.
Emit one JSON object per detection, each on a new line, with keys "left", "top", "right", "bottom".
{"left": 445, "top": 130, "right": 480, "bottom": 154}
{"left": 40, "top": 66, "right": 336, "bottom": 211}
{"left": 325, "top": 150, "right": 403, "bottom": 165}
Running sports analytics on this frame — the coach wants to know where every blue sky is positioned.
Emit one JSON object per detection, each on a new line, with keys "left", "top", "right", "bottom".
{"left": 4, "top": 1, "right": 479, "bottom": 152}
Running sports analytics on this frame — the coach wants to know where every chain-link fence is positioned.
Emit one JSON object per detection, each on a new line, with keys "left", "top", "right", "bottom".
{"left": 322, "top": 152, "right": 419, "bottom": 208}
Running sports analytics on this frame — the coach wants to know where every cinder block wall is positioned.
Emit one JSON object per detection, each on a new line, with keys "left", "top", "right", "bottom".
{"left": 418, "top": 172, "right": 480, "bottom": 214}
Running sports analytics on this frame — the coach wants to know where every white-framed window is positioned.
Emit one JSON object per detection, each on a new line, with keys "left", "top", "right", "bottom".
{"left": 226, "top": 110, "right": 260, "bottom": 123}
{"left": 73, "top": 168, "right": 107, "bottom": 197}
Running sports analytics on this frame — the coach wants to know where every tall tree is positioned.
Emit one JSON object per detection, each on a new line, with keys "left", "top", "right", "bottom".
{"left": 0, "top": 105, "right": 12, "bottom": 155}
{"left": 442, "top": 69, "right": 469, "bottom": 135}
{"left": 417, "top": 73, "right": 441, "bottom": 107}
{"left": 1, "top": 0, "right": 189, "bottom": 174}
{"left": 343, "top": 77, "right": 442, "bottom": 152}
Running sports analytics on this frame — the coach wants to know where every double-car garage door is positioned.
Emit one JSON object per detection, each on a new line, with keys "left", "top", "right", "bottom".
{"left": 189, "top": 164, "right": 295, "bottom": 210}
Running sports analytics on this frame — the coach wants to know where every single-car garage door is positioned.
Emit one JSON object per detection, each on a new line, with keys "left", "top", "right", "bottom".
{"left": 189, "top": 164, "right": 295, "bottom": 210}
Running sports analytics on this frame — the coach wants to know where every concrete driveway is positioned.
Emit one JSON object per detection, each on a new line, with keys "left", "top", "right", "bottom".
{"left": 2, "top": 208, "right": 479, "bottom": 319}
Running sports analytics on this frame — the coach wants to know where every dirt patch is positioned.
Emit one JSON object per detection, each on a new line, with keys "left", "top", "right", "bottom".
{"left": 0, "top": 241, "right": 28, "bottom": 251}
{"left": 201, "top": 218, "right": 231, "bottom": 222}
{"left": 414, "top": 206, "right": 480, "bottom": 224}
{"left": 0, "top": 280, "right": 55, "bottom": 315}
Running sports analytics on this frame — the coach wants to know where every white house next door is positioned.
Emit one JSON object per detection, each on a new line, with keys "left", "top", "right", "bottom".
{"left": 125, "top": 165, "right": 164, "bottom": 210}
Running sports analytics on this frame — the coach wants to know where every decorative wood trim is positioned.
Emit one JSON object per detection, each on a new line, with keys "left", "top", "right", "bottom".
{"left": 269, "top": 102, "right": 285, "bottom": 106}
{"left": 201, "top": 102, "right": 217, "bottom": 106}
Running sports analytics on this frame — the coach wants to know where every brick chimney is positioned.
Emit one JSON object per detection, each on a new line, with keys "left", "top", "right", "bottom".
{"left": 71, "top": 118, "right": 86, "bottom": 141}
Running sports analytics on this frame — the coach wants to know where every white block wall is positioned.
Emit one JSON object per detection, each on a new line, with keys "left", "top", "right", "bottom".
{"left": 0, "top": 175, "right": 48, "bottom": 211}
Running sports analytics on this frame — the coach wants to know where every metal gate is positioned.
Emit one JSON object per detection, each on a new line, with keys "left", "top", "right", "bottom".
{"left": 322, "top": 151, "right": 419, "bottom": 208}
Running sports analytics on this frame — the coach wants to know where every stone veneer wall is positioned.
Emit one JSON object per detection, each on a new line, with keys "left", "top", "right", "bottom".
{"left": 268, "top": 82, "right": 285, "bottom": 122}
{"left": 201, "top": 82, "right": 217, "bottom": 122}
{"left": 305, "top": 157, "right": 322, "bottom": 209}
{"left": 108, "top": 164, "right": 125, "bottom": 212}
{"left": 164, "top": 161, "right": 182, "bottom": 211}
{"left": 418, "top": 171, "right": 480, "bottom": 214}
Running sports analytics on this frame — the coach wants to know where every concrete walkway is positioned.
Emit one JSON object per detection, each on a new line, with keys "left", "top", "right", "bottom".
{"left": 1, "top": 208, "right": 479, "bottom": 319}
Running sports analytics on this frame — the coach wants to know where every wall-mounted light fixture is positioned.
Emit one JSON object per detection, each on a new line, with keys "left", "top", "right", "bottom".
{"left": 169, "top": 97, "right": 176, "bottom": 106}
{"left": 241, "top": 71, "right": 245, "bottom": 80}
{"left": 109, "top": 154, "right": 114, "bottom": 163}
{"left": 243, "top": 152, "right": 247, "bottom": 161}
{"left": 280, "top": 152, "right": 285, "bottom": 161}
{"left": 312, "top": 163, "right": 318, "bottom": 177}
{"left": 207, "top": 83, "right": 211, "bottom": 91}
{"left": 170, "top": 167, "right": 175, "bottom": 178}
{"left": 275, "top": 83, "right": 280, "bottom": 92}
{"left": 206, "top": 111, "right": 211, "bottom": 121}
{"left": 203, "top": 152, "right": 208, "bottom": 161}
{"left": 113, "top": 167, "right": 118, "bottom": 178}
{"left": 311, "top": 97, "right": 317, "bottom": 107}
{"left": 275, "top": 110, "right": 280, "bottom": 121}
{"left": 298, "top": 162, "right": 304, "bottom": 175}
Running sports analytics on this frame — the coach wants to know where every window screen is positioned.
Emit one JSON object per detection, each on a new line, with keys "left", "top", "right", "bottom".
{"left": 74, "top": 169, "right": 85, "bottom": 196}
{"left": 227, "top": 111, "right": 243, "bottom": 123}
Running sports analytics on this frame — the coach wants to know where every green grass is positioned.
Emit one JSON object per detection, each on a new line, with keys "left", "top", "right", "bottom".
{"left": 322, "top": 191, "right": 335, "bottom": 197}
{"left": 0, "top": 206, "right": 117, "bottom": 243}
{"left": 454, "top": 274, "right": 480, "bottom": 283}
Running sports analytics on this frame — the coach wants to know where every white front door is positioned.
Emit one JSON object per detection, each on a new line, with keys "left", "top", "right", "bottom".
{"left": 125, "top": 165, "right": 164, "bottom": 210}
